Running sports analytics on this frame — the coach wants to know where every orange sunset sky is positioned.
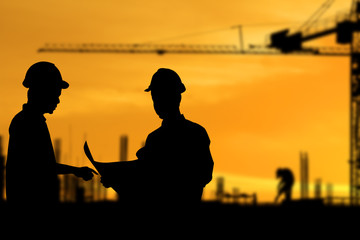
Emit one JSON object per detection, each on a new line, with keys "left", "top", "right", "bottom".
{"left": 0, "top": 0, "right": 354, "bottom": 202}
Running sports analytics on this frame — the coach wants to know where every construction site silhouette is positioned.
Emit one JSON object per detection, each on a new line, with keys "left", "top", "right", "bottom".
{"left": 5, "top": 2, "right": 360, "bottom": 229}
{"left": 1, "top": 63, "right": 359, "bottom": 223}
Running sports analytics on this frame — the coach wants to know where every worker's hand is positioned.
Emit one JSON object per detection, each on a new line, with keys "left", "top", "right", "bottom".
{"left": 100, "top": 177, "right": 112, "bottom": 188}
{"left": 75, "top": 167, "right": 98, "bottom": 181}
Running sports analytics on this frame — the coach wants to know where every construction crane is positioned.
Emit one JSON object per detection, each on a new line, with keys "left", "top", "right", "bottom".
{"left": 38, "top": 1, "right": 360, "bottom": 205}
{"left": 296, "top": 0, "right": 335, "bottom": 33}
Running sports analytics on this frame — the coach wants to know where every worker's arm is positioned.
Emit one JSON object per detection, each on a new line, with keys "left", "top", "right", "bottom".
{"left": 275, "top": 181, "right": 285, "bottom": 203}
{"left": 56, "top": 163, "right": 97, "bottom": 181}
{"left": 278, "top": 180, "right": 285, "bottom": 191}
{"left": 274, "top": 194, "right": 280, "bottom": 203}
{"left": 275, "top": 184, "right": 281, "bottom": 203}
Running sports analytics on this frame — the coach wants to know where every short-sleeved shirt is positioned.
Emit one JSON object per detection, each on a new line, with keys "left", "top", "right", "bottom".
{"left": 6, "top": 104, "right": 59, "bottom": 204}
{"left": 136, "top": 115, "right": 214, "bottom": 203}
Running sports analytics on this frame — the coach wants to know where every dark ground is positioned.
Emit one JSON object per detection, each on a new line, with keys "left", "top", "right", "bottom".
{"left": 0, "top": 200, "right": 358, "bottom": 237}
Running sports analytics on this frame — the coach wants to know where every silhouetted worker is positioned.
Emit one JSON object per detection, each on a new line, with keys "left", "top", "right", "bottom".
{"left": 102, "top": 68, "right": 214, "bottom": 208}
{"left": 6, "top": 61, "right": 97, "bottom": 205}
{"left": 274, "top": 168, "right": 294, "bottom": 203}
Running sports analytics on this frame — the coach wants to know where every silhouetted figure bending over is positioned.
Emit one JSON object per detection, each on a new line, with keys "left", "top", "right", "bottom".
{"left": 6, "top": 62, "right": 96, "bottom": 204}
{"left": 102, "top": 68, "right": 214, "bottom": 208}
{"left": 274, "top": 168, "right": 294, "bottom": 203}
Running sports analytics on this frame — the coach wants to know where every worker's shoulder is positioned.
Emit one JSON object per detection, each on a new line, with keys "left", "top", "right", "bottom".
{"left": 9, "top": 109, "right": 41, "bottom": 134}
{"left": 182, "top": 119, "right": 211, "bottom": 144}
{"left": 9, "top": 110, "right": 27, "bottom": 132}
{"left": 183, "top": 118, "right": 208, "bottom": 134}
{"left": 145, "top": 125, "right": 162, "bottom": 141}
{"left": 147, "top": 119, "right": 209, "bottom": 139}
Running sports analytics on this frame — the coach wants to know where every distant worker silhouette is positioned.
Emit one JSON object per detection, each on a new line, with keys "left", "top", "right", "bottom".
{"left": 274, "top": 168, "right": 294, "bottom": 203}
{"left": 102, "top": 68, "right": 214, "bottom": 208}
{"left": 6, "top": 61, "right": 97, "bottom": 204}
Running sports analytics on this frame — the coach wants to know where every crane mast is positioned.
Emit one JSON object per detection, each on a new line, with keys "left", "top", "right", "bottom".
{"left": 349, "top": 0, "right": 360, "bottom": 205}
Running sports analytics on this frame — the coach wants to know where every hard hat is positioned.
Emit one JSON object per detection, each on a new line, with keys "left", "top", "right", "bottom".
{"left": 145, "top": 68, "right": 185, "bottom": 93}
{"left": 23, "top": 61, "right": 69, "bottom": 89}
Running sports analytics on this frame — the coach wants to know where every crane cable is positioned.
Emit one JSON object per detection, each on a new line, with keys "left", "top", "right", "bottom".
{"left": 140, "top": 21, "right": 303, "bottom": 45}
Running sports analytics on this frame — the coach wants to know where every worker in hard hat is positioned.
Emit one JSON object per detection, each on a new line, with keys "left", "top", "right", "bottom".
{"left": 274, "top": 168, "right": 294, "bottom": 204}
{"left": 101, "top": 68, "right": 214, "bottom": 208}
{"left": 6, "top": 61, "right": 97, "bottom": 205}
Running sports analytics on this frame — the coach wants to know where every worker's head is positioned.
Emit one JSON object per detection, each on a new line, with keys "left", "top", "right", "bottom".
{"left": 145, "top": 68, "right": 185, "bottom": 119}
{"left": 23, "top": 61, "right": 69, "bottom": 114}
{"left": 276, "top": 168, "right": 284, "bottom": 178}
{"left": 276, "top": 168, "right": 293, "bottom": 180}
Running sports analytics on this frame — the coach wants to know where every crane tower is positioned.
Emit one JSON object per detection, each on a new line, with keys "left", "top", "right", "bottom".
{"left": 349, "top": 0, "right": 360, "bottom": 205}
